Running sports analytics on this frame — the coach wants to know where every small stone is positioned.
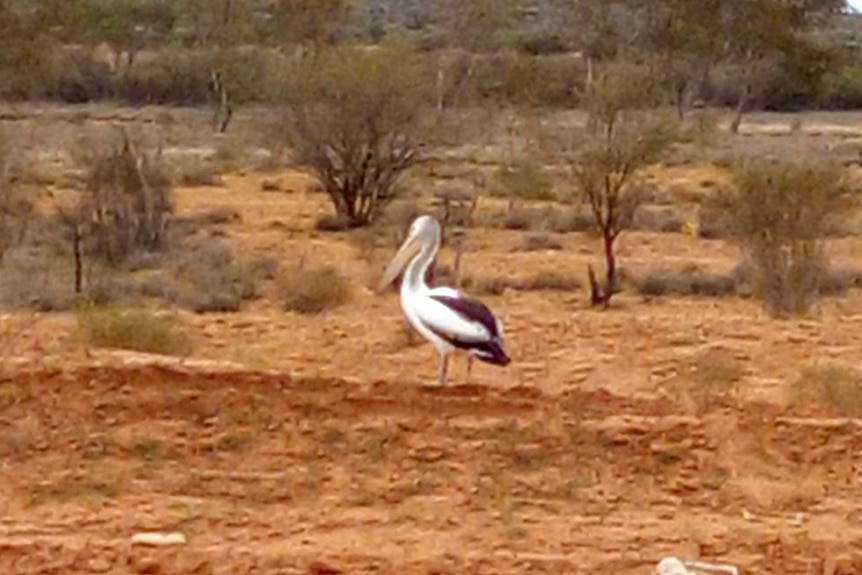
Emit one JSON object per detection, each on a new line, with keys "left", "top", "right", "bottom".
{"left": 131, "top": 532, "right": 187, "bottom": 547}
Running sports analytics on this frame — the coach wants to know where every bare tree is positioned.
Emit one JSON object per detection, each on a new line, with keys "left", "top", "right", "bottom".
{"left": 46, "top": 191, "right": 87, "bottom": 294}
{"left": 276, "top": 41, "right": 427, "bottom": 228}
{"left": 570, "top": 60, "right": 677, "bottom": 308}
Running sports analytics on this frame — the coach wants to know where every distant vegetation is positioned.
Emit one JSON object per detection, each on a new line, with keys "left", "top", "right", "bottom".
{"left": 1, "top": 0, "right": 862, "bottom": 322}
{"left": 0, "top": 0, "right": 857, "bottom": 112}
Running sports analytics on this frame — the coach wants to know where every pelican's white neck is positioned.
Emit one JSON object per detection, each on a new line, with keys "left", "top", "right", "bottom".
{"left": 401, "top": 235, "right": 439, "bottom": 297}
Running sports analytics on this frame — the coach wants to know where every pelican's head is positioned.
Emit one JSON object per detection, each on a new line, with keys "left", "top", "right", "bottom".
{"left": 376, "top": 215, "right": 440, "bottom": 293}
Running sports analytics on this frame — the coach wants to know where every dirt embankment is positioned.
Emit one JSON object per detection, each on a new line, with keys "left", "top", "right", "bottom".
{"left": 0, "top": 363, "right": 860, "bottom": 574}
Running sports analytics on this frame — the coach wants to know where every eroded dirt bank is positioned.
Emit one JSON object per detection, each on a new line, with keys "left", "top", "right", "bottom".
{"left": 0, "top": 363, "right": 860, "bottom": 574}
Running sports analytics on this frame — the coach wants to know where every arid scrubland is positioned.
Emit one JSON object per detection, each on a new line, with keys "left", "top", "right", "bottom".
{"left": 2, "top": 1, "right": 862, "bottom": 574}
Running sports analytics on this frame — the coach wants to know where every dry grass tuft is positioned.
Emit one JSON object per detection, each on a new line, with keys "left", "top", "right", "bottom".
{"left": 791, "top": 363, "right": 862, "bottom": 416}
{"left": 278, "top": 264, "right": 351, "bottom": 314}
{"left": 514, "top": 232, "right": 563, "bottom": 252}
{"left": 173, "top": 238, "right": 260, "bottom": 313}
{"left": 492, "top": 158, "right": 556, "bottom": 202}
{"left": 463, "top": 270, "right": 581, "bottom": 295}
{"left": 664, "top": 349, "right": 744, "bottom": 413}
{"left": 76, "top": 305, "right": 194, "bottom": 356}
{"left": 636, "top": 267, "right": 737, "bottom": 298}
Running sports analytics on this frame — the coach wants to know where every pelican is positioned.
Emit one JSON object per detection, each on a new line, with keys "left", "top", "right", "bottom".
{"left": 377, "top": 215, "right": 511, "bottom": 386}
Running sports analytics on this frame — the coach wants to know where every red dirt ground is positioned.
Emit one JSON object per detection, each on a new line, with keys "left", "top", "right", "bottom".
{"left": 0, "top": 134, "right": 862, "bottom": 573}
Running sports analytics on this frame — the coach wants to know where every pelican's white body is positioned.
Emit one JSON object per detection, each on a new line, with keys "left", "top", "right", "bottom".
{"left": 378, "top": 215, "right": 509, "bottom": 385}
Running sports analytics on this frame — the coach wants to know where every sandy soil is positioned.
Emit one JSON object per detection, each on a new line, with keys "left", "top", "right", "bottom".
{"left": 1, "top": 108, "right": 862, "bottom": 574}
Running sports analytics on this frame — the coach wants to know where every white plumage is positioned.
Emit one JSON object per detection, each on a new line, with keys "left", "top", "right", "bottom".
{"left": 377, "top": 215, "right": 510, "bottom": 385}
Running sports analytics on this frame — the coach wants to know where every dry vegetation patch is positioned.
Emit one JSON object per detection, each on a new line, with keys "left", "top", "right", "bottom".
{"left": 278, "top": 264, "right": 352, "bottom": 314}
{"left": 790, "top": 363, "right": 862, "bottom": 417}
{"left": 76, "top": 305, "right": 194, "bottom": 357}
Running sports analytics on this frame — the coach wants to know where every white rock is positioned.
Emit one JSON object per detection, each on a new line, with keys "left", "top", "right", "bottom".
{"left": 657, "top": 557, "right": 691, "bottom": 575}
{"left": 130, "top": 532, "right": 187, "bottom": 547}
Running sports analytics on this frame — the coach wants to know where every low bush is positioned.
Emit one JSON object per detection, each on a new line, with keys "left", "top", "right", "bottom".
{"left": 791, "top": 364, "right": 862, "bottom": 417}
{"left": 76, "top": 305, "right": 194, "bottom": 357}
{"left": 636, "top": 268, "right": 737, "bottom": 298}
{"left": 171, "top": 237, "right": 259, "bottom": 313}
{"left": 278, "top": 264, "right": 351, "bottom": 314}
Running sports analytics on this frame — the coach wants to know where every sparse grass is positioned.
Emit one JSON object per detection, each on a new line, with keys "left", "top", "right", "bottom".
{"left": 171, "top": 208, "right": 241, "bottom": 235}
{"left": 76, "top": 305, "right": 194, "bottom": 357}
{"left": 475, "top": 206, "right": 594, "bottom": 235}
{"left": 791, "top": 363, "right": 862, "bottom": 416}
{"left": 633, "top": 206, "right": 684, "bottom": 233}
{"left": 462, "top": 270, "right": 581, "bottom": 296}
{"left": 664, "top": 349, "right": 744, "bottom": 413}
{"left": 131, "top": 439, "right": 162, "bottom": 462}
{"left": 0, "top": 248, "right": 79, "bottom": 311}
{"left": 173, "top": 159, "right": 226, "bottom": 187}
{"left": 514, "top": 232, "right": 563, "bottom": 252}
{"left": 654, "top": 448, "right": 684, "bottom": 465}
{"left": 217, "top": 432, "right": 252, "bottom": 452}
{"left": 702, "top": 466, "right": 730, "bottom": 490}
{"left": 278, "top": 263, "right": 351, "bottom": 314}
{"left": 358, "top": 430, "right": 403, "bottom": 464}
{"left": 171, "top": 237, "right": 260, "bottom": 313}
{"left": 635, "top": 267, "right": 737, "bottom": 298}
{"left": 25, "top": 472, "right": 124, "bottom": 507}
{"left": 492, "top": 158, "right": 556, "bottom": 202}
{"left": 200, "top": 431, "right": 253, "bottom": 454}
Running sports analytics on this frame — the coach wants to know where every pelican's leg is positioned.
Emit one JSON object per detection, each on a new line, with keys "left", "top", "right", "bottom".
{"left": 465, "top": 355, "right": 474, "bottom": 384}
{"left": 437, "top": 354, "right": 449, "bottom": 386}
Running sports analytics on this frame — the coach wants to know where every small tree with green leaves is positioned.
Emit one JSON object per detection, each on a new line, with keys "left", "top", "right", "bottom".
{"left": 275, "top": 40, "right": 427, "bottom": 228}
{"left": 570, "top": 60, "right": 677, "bottom": 309}
{"left": 714, "top": 155, "right": 848, "bottom": 317}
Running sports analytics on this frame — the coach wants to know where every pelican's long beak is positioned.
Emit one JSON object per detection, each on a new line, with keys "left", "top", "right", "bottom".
{"left": 376, "top": 234, "right": 420, "bottom": 293}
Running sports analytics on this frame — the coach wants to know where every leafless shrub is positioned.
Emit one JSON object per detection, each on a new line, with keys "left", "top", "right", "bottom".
{"left": 712, "top": 155, "right": 849, "bottom": 317}
{"left": 75, "top": 131, "right": 173, "bottom": 267}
